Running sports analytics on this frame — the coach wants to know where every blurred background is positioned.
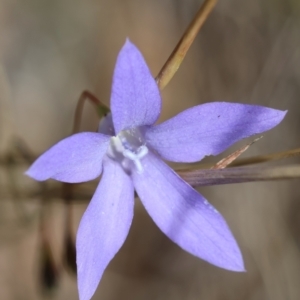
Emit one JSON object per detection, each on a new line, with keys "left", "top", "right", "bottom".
{"left": 1, "top": 0, "right": 300, "bottom": 299}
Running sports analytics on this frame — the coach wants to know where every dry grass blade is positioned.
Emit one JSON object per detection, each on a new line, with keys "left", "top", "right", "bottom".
{"left": 176, "top": 146, "right": 300, "bottom": 171}
{"left": 178, "top": 164, "right": 300, "bottom": 187}
{"left": 156, "top": 0, "right": 218, "bottom": 89}
{"left": 230, "top": 147, "right": 300, "bottom": 167}
{"left": 211, "top": 137, "right": 262, "bottom": 169}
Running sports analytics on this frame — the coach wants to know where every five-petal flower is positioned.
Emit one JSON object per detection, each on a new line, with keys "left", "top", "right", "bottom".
{"left": 26, "top": 40, "right": 286, "bottom": 300}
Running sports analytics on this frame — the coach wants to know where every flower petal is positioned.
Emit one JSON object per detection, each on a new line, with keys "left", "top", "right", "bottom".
{"left": 131, "top": 152, "right": 245, "bottom": 271}
{"left": 146, "top": 102, "right": 287, "bottom": 162}
{"left": 76, "top": 158, "right": 134, "bottom": 300}
{"left": 98, "top": 113, "right": 115, "bottom": 136}
{"left": 111, "top": 39, "right": 161, "bottom": 133}
{"left": 26, "top": 132, "right": 110, "bottom": 183}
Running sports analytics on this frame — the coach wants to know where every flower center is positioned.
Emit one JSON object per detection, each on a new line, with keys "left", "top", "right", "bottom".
{"left": 107, "top": 128, "right": 148, "bottom": 173}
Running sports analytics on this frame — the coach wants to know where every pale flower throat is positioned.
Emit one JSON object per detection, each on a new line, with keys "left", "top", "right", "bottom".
{"left": 107, "top": 127, "right": 148, "bottom": 173}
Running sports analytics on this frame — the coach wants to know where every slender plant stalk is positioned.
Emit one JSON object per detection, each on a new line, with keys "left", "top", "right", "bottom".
{"left": 230, "top": 147, "right": 300, "bottom": 167}
{"left": 178, "top": 164, "right": 300, "bottom": 187}
{"left": 178, "top": 146, "right": 300, "bottom": 171}
{"left": 156, "top": 0, "right": 218, "bottom": 89}
{"left": 63, "top": 91, "right": 103, "bottom": 269}
{"left": 63, "top": 90, "right": 110, "bottom": 271}
{"left": 72, "top": 90, "right": 103, "bottom": 133}
{"left": 29, "top": 164, "right": 300, "bottom": 202}
{"left": 211, "top": 137, "right": 262, "bottom": 169}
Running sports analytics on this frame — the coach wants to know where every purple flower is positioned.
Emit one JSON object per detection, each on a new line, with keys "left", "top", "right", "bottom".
{"left": 26, "top": 40, "right": 286, "bottom": 300}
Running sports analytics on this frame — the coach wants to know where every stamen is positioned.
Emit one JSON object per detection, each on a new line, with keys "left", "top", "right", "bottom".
{"left": 122, "top": 145, "right": 148, "bottom": 173}
{"left": 123, "top": 149, "right": 138, "bottom": 160}
{"left": 136, "top": 145, "right": 148, "bottom": 158}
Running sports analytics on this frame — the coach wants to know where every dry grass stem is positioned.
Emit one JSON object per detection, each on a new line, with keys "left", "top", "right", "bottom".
{"left": 155, "top": 0, "right": 218, "bottom": 89}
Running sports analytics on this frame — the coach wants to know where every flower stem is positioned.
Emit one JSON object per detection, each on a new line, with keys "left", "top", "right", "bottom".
{"left": 63, "top": 91, "right": 110, "bottom": 273}
{"left": 72, "top": 90, "right": 110, "bottom": 133}
{"left": 156, "top": 0, "right": 218, "bottom": 89}
{"left": 178, "top": 164, "right": 300, "bottom": 187}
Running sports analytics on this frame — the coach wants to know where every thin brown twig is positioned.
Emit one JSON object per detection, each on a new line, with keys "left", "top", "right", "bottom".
{"left": 62, "top": 91, "right": 101, "bottom": 266}
{"left": 179, "top": 164, "right": 300, "bottom": 187}
{"left": 230, "top": 147, "right": 300, "bottom": 167}
{"left": 28, "top": 164, "right": 300, "bottom": 201}
{"left": 72, "top": 90, "right": 103, "bottom": 133}
{"left": 178, "top": 146, "right": 300, "bottom": 171}
{"left": 156, "top": 0, "right": 218, "bottom": 89}
{"left": 211, "top": 137, "right": 263, "bottom": 169}
{"left": 62, "top": 90, "right": 108, "bottom": 272}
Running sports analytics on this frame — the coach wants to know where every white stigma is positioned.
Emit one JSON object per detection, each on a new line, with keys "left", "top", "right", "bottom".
{"left": 123, "top": 145, "right": 148, "bottom": 172}
{"left": 107, "top": 128, "right": 148, "bottom": 173}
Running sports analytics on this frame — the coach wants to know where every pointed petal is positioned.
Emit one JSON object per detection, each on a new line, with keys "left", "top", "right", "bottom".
{"left": 111, "top": 40, "right": 161, "bottom": 133}
{"left": 76, "top": 158, "right": 134, "bottom": 300}
{"left": 146, "top": 102, "right": 287, "bottom": 162}
{"left": 98, "top": 113, "right": 115, "bottom": 136}
{"left": 131, "top": 152, "right": 244, "bottom": 271}
{"left": 26, "top": 133, "right": 110, "bottom": 183}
